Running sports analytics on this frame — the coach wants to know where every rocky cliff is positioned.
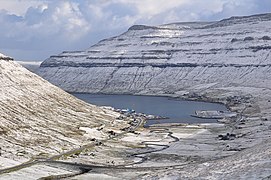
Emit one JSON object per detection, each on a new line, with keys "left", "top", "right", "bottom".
{"left": 38, "top": 13, "right": 271, "bottom": 96}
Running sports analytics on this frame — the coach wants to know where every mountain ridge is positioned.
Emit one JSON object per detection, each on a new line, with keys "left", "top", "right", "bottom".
{"left": 0, "top": 53, "right": 13, "bottom": 61}
{"left": 38, "top": 13, "right": 271, "bottom": 95}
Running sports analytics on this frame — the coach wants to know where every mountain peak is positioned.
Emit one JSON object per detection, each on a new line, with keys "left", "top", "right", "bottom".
{"left": 0, "top": 52, "right": 13, "bottom": 61}
{"left": 128, "top": 25, "right": 158, "bottom": 31}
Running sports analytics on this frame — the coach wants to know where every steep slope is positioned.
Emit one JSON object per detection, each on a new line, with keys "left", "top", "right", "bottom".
{"left": 38, "top": 13, "right": 271, "bottom": 96}
{"left": 0, "top": 54, "right": 127, "bottom": 169}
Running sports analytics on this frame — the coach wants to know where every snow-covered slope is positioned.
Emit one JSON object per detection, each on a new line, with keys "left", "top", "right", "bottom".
{"left": 38, "top": 13, "right": 271, "bottom": 95}
{"left": 0, "top": 54, "right": 126, "bottom": 168}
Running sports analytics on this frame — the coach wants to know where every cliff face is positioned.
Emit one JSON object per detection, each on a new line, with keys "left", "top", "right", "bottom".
{"left": 0, "top": 54, "right": 124, "bottom": 168}
{"left": 38, "top": 13, "right": 271, "bottom": 95}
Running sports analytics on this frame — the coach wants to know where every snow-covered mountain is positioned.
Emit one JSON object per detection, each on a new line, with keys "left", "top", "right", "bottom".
{"left": 38, "top": 13, "right": 271, "bottom": 95}
{"left": 0, "top": 53, "right": 126, "bottom": 169}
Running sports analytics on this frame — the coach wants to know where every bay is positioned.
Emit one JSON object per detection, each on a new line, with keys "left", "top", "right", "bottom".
{"left": 72, "top": 93, "right": 228, "bottom": 126}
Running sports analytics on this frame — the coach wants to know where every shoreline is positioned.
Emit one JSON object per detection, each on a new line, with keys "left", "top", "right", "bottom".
{"left": 2, "top": 88, "right": 270, "bottom": 179}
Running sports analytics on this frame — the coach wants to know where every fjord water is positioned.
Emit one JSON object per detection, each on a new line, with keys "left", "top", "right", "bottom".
{"left": 72, "top": 93, "right": 228, "bottom": 126}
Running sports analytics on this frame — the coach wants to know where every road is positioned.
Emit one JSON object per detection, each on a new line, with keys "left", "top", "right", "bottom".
{"left": 0, "top": 116, "right": 145, "bottom": 175}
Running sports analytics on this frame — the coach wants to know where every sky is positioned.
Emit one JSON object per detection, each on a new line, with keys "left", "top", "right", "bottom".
{"left": 0, "top": 0, "right": 270, "bottom": 61}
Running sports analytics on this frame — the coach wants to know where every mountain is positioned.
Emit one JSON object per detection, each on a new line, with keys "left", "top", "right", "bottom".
{"left": 37, "top": 14, "right": 271, "bottom": 179}
{"left": 38, "top": 13, "right": 271, "bottom": 96}
{"left": 0, "top": 53, "right": 127, "bottom": 169}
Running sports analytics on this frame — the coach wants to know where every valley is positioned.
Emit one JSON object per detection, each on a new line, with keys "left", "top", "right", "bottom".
{"left": 1, "top": 13, "right": 271, "bottom": 179}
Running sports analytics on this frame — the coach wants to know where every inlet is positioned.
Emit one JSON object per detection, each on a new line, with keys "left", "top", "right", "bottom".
{"left": 72, "top": 93, "right": 228, "bottom": 126}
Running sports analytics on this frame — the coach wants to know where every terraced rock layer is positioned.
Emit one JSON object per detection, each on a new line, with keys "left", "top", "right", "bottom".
{"left": 38, "top": 13, "right": 271, "bottom": 95}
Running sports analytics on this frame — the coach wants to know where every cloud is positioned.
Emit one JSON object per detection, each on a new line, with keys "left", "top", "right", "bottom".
{"left": 22, "top": 1, "right": 90, "bottom": 41}
{"left": 0, "top": 0, "right": 43, "bottom": 15}
{"left": 0, "top": 0, "right": 270, "bottom": 60}
{"left": 0, "top": 1, "right": 91, "bottom": 59}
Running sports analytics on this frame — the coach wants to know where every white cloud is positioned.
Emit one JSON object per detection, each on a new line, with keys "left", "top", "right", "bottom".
{"left": 124, "top": 0, "right": 189, "bottom": 16}
{"left": 0, "top": 1, "right": 90, "bottom": 52}
{"left": 0, "top": 0, "right": 44, "bottom": 15}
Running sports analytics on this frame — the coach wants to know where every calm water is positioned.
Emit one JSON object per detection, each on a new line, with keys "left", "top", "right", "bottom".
{"left": 72, "top": 93, "right": 228, "bottom": 126}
